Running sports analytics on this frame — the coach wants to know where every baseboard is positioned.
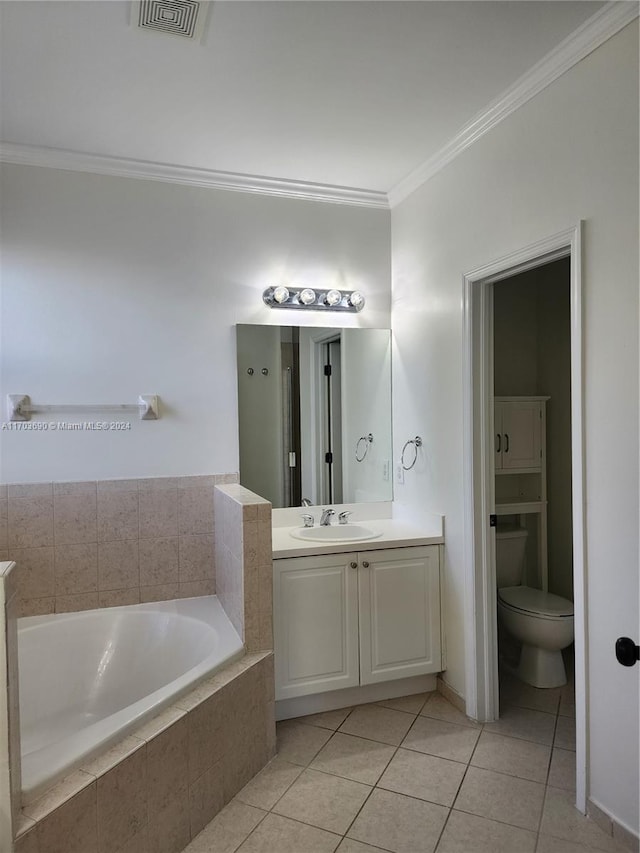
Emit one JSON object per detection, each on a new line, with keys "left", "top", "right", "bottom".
{"left": 436, "top": 675, "right": 467, "bottom": 715}
{"left": 275, "top": 674, "right": 437, "bottom": 721}
{"left": 588, "top": 799, "right": 639, "bottom": 852}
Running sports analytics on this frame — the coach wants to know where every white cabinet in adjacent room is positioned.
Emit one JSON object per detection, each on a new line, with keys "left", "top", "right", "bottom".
{"left": 495, "top": 398, "right": 544, "bottom": 470}
{"left": 273, "top": 545, "right": 441, "bottom": 701}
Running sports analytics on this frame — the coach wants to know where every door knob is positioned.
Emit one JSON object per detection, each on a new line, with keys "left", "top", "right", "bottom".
{"left": 615, "top": 637, "right": 640, "bottom": 667}
{"left": 362, "top": 561, "right": 370, "bottom": 568}
{"left": 350, "top": 562, "right": 358, "bottom": 569}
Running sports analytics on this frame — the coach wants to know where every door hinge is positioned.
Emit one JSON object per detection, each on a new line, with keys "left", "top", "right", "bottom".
{"left": 489, "top": 514, "right": 497, "bottom": 527}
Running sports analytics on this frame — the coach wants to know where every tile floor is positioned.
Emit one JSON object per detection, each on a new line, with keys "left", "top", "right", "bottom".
{"left": 184, "top": 673, "right": 628, "bottom": 853}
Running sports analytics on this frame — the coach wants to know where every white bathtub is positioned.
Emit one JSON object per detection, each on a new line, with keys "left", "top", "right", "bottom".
{"left": 18, "top": 596, "right": 244, "bottom": 803}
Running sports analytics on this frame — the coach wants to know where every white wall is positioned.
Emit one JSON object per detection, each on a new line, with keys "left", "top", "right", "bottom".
{"left": 0, "top": 165, "right": 390, "bottom": 482}
{"left": 391, "top": 22, "right": 638, "bottom": 835}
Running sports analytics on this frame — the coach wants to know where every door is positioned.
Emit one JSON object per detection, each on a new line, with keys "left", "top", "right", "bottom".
{"left": 358, "top": 546, "right": 441, "bottom": 684}
{"left": 273, "top": 553, "right": 359, "bottom": 700}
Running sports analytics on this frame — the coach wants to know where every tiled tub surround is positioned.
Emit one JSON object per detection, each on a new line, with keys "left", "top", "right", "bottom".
{"left": 14, "top": 651, "right": 276, "bottom": 853}
{"left": 19, "top": 596, "right": 245, "bottom": 803}
{"left": 0, "top": 474, "right": 238, "bottom": 617}
{"left": 215, "top": 485, "right": 273, "bottom": 654}
{"left": 1, "top": 561, "right": 20, "bottom": 851}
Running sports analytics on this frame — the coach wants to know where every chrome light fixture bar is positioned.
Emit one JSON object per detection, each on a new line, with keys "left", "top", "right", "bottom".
{"left": 263, "top": 286, "right": 365, "bottom": 312}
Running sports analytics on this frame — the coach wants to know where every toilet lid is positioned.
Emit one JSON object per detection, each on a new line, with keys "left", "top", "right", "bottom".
{"left": 499, "top": 585, "right": 574, "bottom": 617}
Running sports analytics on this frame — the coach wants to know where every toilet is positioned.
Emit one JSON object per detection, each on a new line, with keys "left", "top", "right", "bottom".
{"left": 496, "top": 525, "right": 574, "bottom": 688}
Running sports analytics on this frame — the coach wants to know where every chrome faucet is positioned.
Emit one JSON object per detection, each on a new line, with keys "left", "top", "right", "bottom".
{"left": 320, "top": 508, "right": 335, "bottom": 526}
{"left": 301, "top": 497, "right": 312, "bottom": 507}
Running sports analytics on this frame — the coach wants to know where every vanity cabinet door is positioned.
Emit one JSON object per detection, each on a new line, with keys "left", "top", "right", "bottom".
{"left": 273, "top": 553, "right": 359, "bottom": 700}
{"left": 358, "top": 546, "right": 441, "bottom": 685}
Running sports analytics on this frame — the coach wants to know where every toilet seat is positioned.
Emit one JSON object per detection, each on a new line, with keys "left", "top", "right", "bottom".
{"left": 498, "top": 585, "right": 574, "bottom": 619}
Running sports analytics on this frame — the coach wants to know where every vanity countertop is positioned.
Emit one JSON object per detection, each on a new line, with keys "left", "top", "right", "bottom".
{"left": 272, "top": 515, "right": 444, "bottom": 559}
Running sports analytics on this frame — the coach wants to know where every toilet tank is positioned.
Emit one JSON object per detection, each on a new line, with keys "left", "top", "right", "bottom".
{"left": 496, "top": 525, "right": 528, "bottom": 587}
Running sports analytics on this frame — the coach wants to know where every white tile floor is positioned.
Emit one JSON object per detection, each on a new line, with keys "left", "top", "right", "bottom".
{"left": 184, "top": 673, "right": 628, "bottom": 853}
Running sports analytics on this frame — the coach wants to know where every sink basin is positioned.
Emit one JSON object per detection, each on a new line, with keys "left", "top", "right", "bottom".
{"left": 290, "top": 524, "right": 382, "bottom": 543}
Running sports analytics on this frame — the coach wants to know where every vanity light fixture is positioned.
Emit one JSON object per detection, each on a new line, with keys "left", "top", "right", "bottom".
{"left": 263, "top": 286, "right": 366, "bottom": 312}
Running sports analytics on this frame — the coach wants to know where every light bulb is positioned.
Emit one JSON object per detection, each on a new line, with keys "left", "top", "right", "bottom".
{"left": 273, "top": 286, "right": 290, "bottom": 304}
{"left": 299, "top": 288, "right": 317, "bottom": 305}
{"left": 348, "top": 290, "right": 365, "bottom": 310}
{"left": 324, "top": 289, "right": 342, "bottom": 307}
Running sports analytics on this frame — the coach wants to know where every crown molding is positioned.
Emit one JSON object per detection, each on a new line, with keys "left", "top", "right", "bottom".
{"left": 0, "top": 143, "right": 390, "bottom": 210}
{"left": 388, "top": 1, "right": 639, "bottom": 208}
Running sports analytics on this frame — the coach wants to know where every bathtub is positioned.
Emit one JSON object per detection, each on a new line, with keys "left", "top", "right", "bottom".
{"left": 18, "top": 595, "right": 244, "bottom": 803}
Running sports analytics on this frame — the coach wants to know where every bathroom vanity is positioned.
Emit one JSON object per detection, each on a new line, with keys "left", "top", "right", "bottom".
{"left": 271, "top": 510, "right": 444, "bottom": 708}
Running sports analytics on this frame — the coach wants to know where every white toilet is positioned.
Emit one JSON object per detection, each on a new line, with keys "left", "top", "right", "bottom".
{"left": 496, "top": 525, "right": 574, "bottom": 688}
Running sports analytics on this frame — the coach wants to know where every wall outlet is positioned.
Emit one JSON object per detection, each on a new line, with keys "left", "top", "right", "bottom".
{"left": 395, "top": 462, "right": 404, "bottom": 485}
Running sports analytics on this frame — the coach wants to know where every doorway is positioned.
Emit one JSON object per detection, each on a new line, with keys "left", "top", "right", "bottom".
{"left": 462, "top": 224, "right": 587, "bottom": 812}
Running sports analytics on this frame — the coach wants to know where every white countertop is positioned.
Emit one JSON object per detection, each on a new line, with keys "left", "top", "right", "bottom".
{"left": 272, "top": 514, "right": 444, "bottom": 559}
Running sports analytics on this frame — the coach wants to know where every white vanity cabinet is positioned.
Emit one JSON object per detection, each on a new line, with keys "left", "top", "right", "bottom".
{"left": 273, "top": 545, "right": 441, "bottom": 701}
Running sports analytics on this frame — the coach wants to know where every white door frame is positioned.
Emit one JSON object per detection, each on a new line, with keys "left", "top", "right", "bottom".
{"left": 462, "top": 223, "right": 587, "bottom": 812}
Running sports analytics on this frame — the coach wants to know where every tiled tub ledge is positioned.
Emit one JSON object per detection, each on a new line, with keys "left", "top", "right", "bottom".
{"left": 14, "top": 651, "right": 276, "bottom": 853}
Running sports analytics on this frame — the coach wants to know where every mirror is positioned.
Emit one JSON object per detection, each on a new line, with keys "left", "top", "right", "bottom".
{"left": 236, "top": 325, "right": 393, "bottom": 508}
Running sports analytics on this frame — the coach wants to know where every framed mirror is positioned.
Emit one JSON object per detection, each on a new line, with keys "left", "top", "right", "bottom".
{"left": 236, "top": 325, "right": 393, "bottom": 508}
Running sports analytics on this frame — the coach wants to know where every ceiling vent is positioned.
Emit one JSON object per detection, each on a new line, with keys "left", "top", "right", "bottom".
{"left": 133, "top": 1, "right": 207, "bottom": 40}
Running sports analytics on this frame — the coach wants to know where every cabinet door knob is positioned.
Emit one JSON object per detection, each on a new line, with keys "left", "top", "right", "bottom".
{"left": 350, "top": 561, "right": 358, "bottom": 569}
{"left": 496, "top": 433, "right": 501, "bottom": 453}
{"left": 362, "top": 560, "right": 370, "bottom": 568}
{"left": 504, "top": 433, "right": 509, "bottom": 453}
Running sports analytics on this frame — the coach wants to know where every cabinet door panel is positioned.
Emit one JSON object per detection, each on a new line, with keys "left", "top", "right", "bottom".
{"left": 501, "top": 401, "right": 542, "bottom": 469}
{"left": 359, "top": 546, "right": 441, "bottom": 684}
{"left": 274, "top": 554, "right": 359, "bottom": 700}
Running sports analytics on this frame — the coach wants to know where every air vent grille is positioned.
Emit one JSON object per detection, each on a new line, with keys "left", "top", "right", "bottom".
{"left": 136, "top": 1, "right": 204, "bottom": 39}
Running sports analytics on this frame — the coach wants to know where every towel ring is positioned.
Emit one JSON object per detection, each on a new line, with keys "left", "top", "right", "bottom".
{"left": 355, "top": 433, "right": 373, "bottom": 462}
{"left": 401, "top": 436, "right": 423, "bottom": 470}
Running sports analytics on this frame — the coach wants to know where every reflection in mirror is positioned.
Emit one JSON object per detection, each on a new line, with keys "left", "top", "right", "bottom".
{"left": 236, "top": 325, "right": 393, "bottom": 508}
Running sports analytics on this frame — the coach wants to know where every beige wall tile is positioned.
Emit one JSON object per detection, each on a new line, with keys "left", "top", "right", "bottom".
{"left": 138, "top": 477, "right": 182, "bottom": 492}
{"left": 178, "top": 476, "right": 217, "bottom": 489}
{"left": 99, "top": 588, "right": 141, "bottom": 608}
{"left": 97, "top": 492, "right": 139, "bottom": 543}
{"left": 53, "top": 494, "right": 97, "bottom": 545}
{"left": 112, "top": 824, "right": 149, "bottom": 853}
{"left": 256, "top": 503, "right": 271, "bottom": 523}
{"left": 9, "top": 547, "right": 54, "bottom": 598}
{"left": 55, "top": 543, "right": 98, "bottom": 595}
{"left": 98, "top": 540, "right": 139, "bottom": 590}
{"left": 179, "top": 535, "right": 214, "bottom": 582}
{"left": 179, "top": 488, "right": 215, "bottom": 536}
{"left": 97, "top": 746, "right": 147, "bottom": 853}
{"left": 188, "top": 695, "right": 225, "bottom": 784}
{"left": 35, "top": 785, "right": 98, "bottom": 853}
{"left": 140, "top": 583, "right": 180, "bottom": 603}
{"left": 189, "top": 760, "right": 225, "bottom": 838}
{"left": 146, "top": 717, "right": 189, "bottom": 814}
{"left": 0, "top": 499, "right": 7, "bottom": 549}
{"left": 7, "top": 483, "right": 52, "bottom": 498}
{"left": 147, "top": 793, "right": 190, "bottom": 853}
{"left": 139, "top": 538, "right": 179, "bottom": 586}
{"left": 82, "top": 736, "right": 145, "bottom": 778}
{"left": 139, "top": 490, "right": 178, "bottom": 539}
{"left": 256, "top": 522, "right": 272, "bottom": 566}
{"left": 133, "top": 706, "right": 187, "bottom": 743}
{"left": 18, "top": 597, "right": 55, "bottom": 617}
{"left": 8, "top": 497, "right": 54, "bottom": 548}
{"left": 53, "top": 482, "right": 96, "bottom": 498}
{"left": 179, "top": 579, "right": 215, "bottom": 598}
{"left": 14, "top": 826, "right": 39, "bottom": 853}
{"left": 97, "top": 480, "right": 139, "bottom": 494}
{"left": 56, "top": 592, "right": 99, "bottom": 613}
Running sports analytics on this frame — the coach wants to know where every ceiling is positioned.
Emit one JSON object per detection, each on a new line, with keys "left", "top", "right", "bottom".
{"left": 0, "top": 1, "right": 607, "bottom": 195}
